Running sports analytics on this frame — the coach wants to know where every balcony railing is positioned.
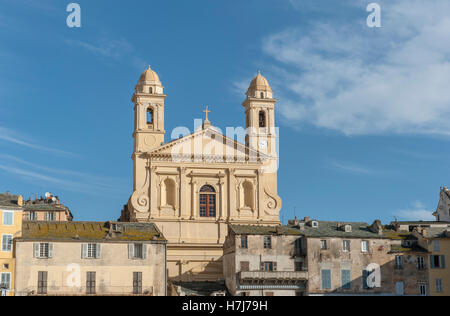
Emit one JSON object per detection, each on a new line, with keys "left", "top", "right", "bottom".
{"left": 239, "top": 271, "right": 308, "bottom": 281}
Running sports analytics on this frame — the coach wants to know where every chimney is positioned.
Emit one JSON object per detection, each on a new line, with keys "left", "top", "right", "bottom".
{"left": 369, "top": 220, "right": 383, "bottom": 235}
{"left": 304, "top": 216, "right": 310, "bottom": 222}
{"left": 17, "top": 195, "right": 23, "bottom": 207}
{"left": 276, "top": 226, "right": 283, "bottom": 235}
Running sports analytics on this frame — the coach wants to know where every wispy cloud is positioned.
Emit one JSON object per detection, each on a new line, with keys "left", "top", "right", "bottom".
{"left": 65, "top": 38, "right": 147, "bottom": 70}
{"left": 395, "top": 201, "right": 435, "bottom": 221}
{"left": 329, "top": 161, "right": 375, "bottom": 176}
{"left": 263, "top": 0, "right": 450, "bottom": 136}
{"left": 0, "top": 126, "right": 77, "bottom": 157}
{"left": 0, "top": 154, "right": 126, "bottom": 195}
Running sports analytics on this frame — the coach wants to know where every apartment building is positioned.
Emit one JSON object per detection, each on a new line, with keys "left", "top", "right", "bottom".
{"left": 15, "top": 221, "right": 167, "bottom": 296}
{"left": 23, "top": 193, "right": 73, "bottom": 222}
{"left": 0, "top": 193, "right": 23, "bottom": 296}
{"left": 223, "top": 225, "right": 308, "bottom": 296}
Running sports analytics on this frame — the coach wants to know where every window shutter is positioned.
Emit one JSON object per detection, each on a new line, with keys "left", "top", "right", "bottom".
{"left": 128, "top": 244, "right": 134, "bottom": 259}
{"left": 142, "top": 244, "right": 147, "bottom": 259}
{"left": 48, "top": 243, "right": 53, "bottom": 258}
{"left": 441, "top": 256, "right": 446, "bottom": 269}
{"left": 96, "top": 244, "right": 102, "bottom": 259}
{"left": 260, "top": 262, "right": 264, "bottom": 271}
{"left": 44, "top": 212, "right": 48, "bottom": 221}
{"left": 81, "top": 244, "right": 87, "bottom": 259}
{"left": 273, "top": 262, "right": 277, "bottom": 271}
{"left": 430, "top": 256, "right": 435, "bottom": 269}
{"left": 34, "top": 243, "right": 40, "bottom": 258}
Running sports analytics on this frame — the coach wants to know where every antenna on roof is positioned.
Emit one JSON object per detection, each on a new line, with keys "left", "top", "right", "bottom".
{"left": 294, "top": 207, "right": 297, "bottom": 220}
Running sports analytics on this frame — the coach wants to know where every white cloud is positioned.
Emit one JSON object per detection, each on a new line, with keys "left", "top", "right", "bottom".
{"left": 0, "top": 154, "right": 126, "bottom": 195}
{"left": 329, "top": 161, "right": 375, "bottom": 175}
{"left": 263, "top": 0, "right": 450, "bottom": 136}
{"left": 0, "top": 126, "right": 76, "bottom": 157}
{"left": 395, "top": 200, "right": 435, "bottom": 221}
{"left": 66, "top": 38, "right": 147, "bottom": 70}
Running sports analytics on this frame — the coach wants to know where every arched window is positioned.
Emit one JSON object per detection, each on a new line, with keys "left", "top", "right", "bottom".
{"left": 199, "top": 185, "right": 216, "bottom": 218}
{"left": 147, "top": 108, "right": 154, "bottom": 125}
{"left": 149, "top": 87, "right": 153, "bottom": 94}
{"left": 243, "top": 181, "right": 254, "bottom": 209}
{"left": 260, "top": 92, "right": 265, "bottom": 99}
{"left": 259, "top": 111, "right": 266, "bottom": 128}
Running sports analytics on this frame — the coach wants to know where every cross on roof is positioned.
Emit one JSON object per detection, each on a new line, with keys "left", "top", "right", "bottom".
{"left": 203, "top": 106, "right": 211, "bottom": 122}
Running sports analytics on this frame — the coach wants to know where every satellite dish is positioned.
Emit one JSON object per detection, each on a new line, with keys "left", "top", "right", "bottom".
{"left": 52, "top": 197, "right": 57, "bottom": 202}
{"left": 45, "top": 192, "right": 51, "bottom": 198}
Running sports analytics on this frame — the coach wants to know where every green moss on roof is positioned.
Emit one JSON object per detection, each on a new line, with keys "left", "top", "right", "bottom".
{"left": 19, "top": 221, "right": 166, "bottom": 242}
{"left": 389, "top": 245, "right": 428, "bottom": 253}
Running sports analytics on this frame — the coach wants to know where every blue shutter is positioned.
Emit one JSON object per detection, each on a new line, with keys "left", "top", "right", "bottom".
{"left": 342, "top": 270, "right": 351, "bottom": 289}
{"left": 363, "top": 270, "right": 368, "bottom": 289}
{"left": 322, "top": 270, "right": 331, "bottom": 289}
{"left": 441, "top": 255, "right": 446, "bottom": 269}
{"left": 430, "top": 256, "right": 435, "bottom": 269}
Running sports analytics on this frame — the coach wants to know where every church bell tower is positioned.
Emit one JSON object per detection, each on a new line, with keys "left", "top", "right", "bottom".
{"left": 132, "top": 66, "right": 166, "bottom": 191}
{"left": 243, "top": 71, "right": 277, "bottom": 159}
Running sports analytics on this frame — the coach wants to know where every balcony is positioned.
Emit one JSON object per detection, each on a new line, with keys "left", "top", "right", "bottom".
{"left": 239, "top": 271, "right": 308, "bottom": 282}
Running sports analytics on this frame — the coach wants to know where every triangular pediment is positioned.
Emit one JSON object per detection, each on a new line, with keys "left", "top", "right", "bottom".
{"left": 145, "top": 127, "right": 268, "bottom": 163}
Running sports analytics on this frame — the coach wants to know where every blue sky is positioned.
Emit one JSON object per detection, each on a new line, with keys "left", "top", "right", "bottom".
{"left": 1, "top": 0, "right": 449, "bottom": 223}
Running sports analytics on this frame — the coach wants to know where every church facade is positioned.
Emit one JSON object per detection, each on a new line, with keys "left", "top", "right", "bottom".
{"left": 120, "top": 66, "right": 282, "bottom": 281}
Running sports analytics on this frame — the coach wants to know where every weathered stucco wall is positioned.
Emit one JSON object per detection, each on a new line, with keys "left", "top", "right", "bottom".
{"left": 15, "top": 241, "right": 166, "bottom": 296}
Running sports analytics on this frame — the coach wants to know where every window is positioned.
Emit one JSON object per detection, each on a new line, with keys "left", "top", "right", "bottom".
{"left": 294, "top": 261, "right": 303, "bottom": 272}
{"left": 395, "top": 256, "right": 403, "bottom": 270}
{"left": 240, "top": 261, "right": 250, "bottom": 272}
{"left": 34, "top": 243, "right": 53, "bottom": 259}
{"left": 361, "top": 240, "right": 369, "bottom": 253}
{"left": 341, "top": 270, "right": 351, "bottom": 289}
{"left": 147, "top": 107, "right": 154, "bottom": 124}
{"left": 419, "top": 283, "right": 427, "bottom": 296}
{"left": 2, "top": 211, "right": 13, "bottom": 225}
{"left": 260, "top": 92, "right": 264, "bottom": 99}
{"left": 28, "top": 211, "right": 37, "bottom": 221}
{"left": 129, "top": 243, "right": 146, "bottom": 259}
{"left": 37, "top": 271, "right": 47, "bottom": 294}
{"left": 294, "top": 239, "right": 303, "bottom": 255}
{"left": 436, "top": 279, "right": 443, "bottom": 293}
{"left": 343, "top": 240, "right": 350, "bottom": 252}
{"left": 263, "top": 236, "right": 272, "bottom": 249}
{"left": 241, "top": 236, "right": 248, "bottom": 249}
{"left": 433, "top": 240, "right": 440, "bottom": 252}
{"left": 430, "top": 255, "right": 446, "bottom": 269}
{"left": 199, "top": 185, "right": 216, "bottom": 218}
{"left": 82, "top": 244, "right": 101, "bottom": 259}
{"left": 320, "top": 240, "right": 328, "bottom": 250}
{"left": 417, "top": 256, "right": 425, "bottom": 270}
{"left": 259, "top": 111, "right": 266, "bottom": 128}
{"left": 47, "top": 212, "right": 55, "bottom": 221}
{"left": 1, "top": 235, "right": 12, "bottom": 252}
{"left": 133, "top": 272, "right": 142, "bottom": 294}
{"left": 0, "top": 272, "right": 11, "bottom": 290}
{"left": 3, "top": 264, "right": 9, "bottom": 270}
{"left": 86, "top": 272, "right": 96, "bottom": 295}
{"left": 149, "top": 87, "right": 153, "bottom": 94}
{"left": 321, "top": 270, "right": 331, "bottom": 289}
{"left": 261, "top": 262, "right": 276, "bottom": 272}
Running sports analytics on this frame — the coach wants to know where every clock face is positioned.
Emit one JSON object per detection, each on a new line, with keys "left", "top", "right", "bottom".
{"left": 259, "top": 140, "right": 268, "bottom": 150}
